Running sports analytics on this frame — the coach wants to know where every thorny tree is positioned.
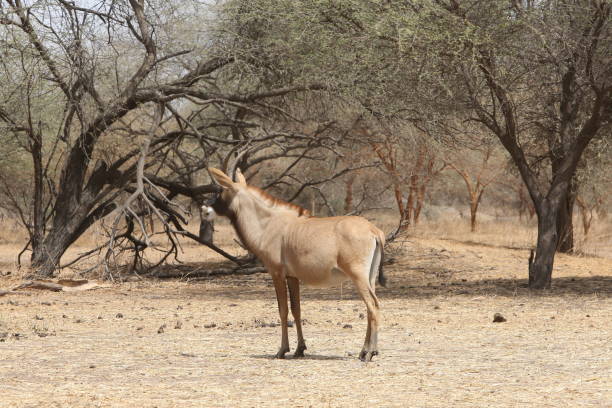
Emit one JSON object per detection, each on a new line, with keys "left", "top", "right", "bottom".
{"left": 436, "top": 0, "right": 612, "bottom": 287}
{"left": 225, "top": 0, "right": 612, "bottom": 288}
{"left": 0, "top": 0, "right": 333, "bottom": 277}
{"left": 445, "top": 141, "right": 503, "bottom": 232}
{"left": 366, "top": 127, "right": 444, "bottom": 234}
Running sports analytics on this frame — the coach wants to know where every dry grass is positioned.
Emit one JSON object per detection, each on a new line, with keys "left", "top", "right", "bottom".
{"left": 1, "top": 215, "right": 611, "bottom": 407}
{"left": 411, "top": 213, "right": 612, "bottom": 259}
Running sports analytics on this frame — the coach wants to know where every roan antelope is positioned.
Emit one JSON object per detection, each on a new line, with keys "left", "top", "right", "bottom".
{"left": 206, "top": 168, "right": 386, "bottom": 361}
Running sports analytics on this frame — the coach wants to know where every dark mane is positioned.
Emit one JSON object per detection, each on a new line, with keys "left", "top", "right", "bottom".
{"left": 247, "top": 186, "right": 311, "bottom": 217}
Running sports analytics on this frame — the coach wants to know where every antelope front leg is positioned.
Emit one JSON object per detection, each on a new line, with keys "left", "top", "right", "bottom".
{"left": 272, "top": 275, "right": 290, "bottom": 359}
{"left": 287, "top": 276, "right": 307, "bottom": 358}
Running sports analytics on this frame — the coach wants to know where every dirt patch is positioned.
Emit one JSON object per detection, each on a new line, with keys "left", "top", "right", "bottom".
{"left": 1, "top": 237, "right": 611, "bottom": 407}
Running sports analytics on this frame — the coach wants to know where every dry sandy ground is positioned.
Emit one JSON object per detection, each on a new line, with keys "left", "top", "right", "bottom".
{"left": 1, "top": 237, "right": 611, "bottom": 407}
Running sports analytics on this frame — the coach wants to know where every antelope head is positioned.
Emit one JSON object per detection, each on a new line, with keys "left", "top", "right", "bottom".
{"left": 204, "top": 167, "right": 247, "bottom": 219}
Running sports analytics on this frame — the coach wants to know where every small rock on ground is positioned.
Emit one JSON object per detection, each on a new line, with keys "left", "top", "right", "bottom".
{"left": 493, "top": 313, "right": 507, "bottom": 323}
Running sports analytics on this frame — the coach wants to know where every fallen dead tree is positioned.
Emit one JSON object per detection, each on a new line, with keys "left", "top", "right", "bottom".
{"left": 149, "top": 265, "right": 266, "bottom": 280}
{"left": 5, "top": 279, "right": 108, "bottom": 293}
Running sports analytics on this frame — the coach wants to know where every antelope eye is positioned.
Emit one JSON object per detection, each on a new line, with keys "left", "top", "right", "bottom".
{"left": 205, "top": 194, "right": 218, "bottom": 207}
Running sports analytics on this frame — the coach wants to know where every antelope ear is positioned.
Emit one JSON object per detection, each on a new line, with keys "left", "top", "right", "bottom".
{"left": 235, "top": 168, "right": 247, "bottom": 185}
{"left": 208, "top": 167, "right": 236, "bottom": 190}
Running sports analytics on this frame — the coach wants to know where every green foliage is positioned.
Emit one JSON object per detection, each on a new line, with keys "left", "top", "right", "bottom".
{"left": 223, "top": 0, "right": 610, "bottom": 178}
{"left": 217, "top": 1, "right": 513, "bottom": 113}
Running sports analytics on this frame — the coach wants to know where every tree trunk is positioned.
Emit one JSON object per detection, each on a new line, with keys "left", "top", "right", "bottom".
{"left": 582, "top": 210, "right": 592, "bottom": 238}
{"left": 470, "top": 200, "right": 478, "bottom": 232}
{"left": 30, "top": 227, "right": 74, "bottom": 277}
{"left": 199, "top": 219, "right": 214, "bottom": 243}
{"left": 528, "top": 204, "right": 536, "bottom": 220}
{"left": 29, "top": 190, "right": 117, "bottom": 278}
{"left": 471, "top": 189, "right": 486, "bottom": 232}
{"left": 392, "top": 183, "right": 408, "bottom": 231}
{"left": 414, "top": 184, "right": 426, "bottom": 225}
{"left": 30, "top": 131, "right": 45, "bottom": 258}
{"left": 518, "top": 186, "right": 530, "bottom": 220}
{"left": 576, "top": 197, "right": 593, "bottom": 238}
{"left": 556, "top": 184, "right": 576, "bottom": 253}
{"left": 405, "top": 146, "right": 425, "bottom": 226}
{"left": 529, "top": 201, "right": 559, "bottom": 289}
{"left": 402, "top": 186, "right": 415, "bottom": 231}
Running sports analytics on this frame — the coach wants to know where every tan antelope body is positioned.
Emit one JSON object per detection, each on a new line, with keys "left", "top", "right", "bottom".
{"left": 207, "top": 168, "right": 386, "bottom": 361}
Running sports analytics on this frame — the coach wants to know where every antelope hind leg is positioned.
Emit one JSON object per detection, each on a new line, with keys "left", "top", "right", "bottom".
{"left": 355, "top": 281, "right": 380, "bottom": 362}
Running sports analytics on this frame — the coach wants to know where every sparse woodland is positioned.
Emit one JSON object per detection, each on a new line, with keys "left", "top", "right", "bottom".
{"left": 1, "top": 2, "right": 612, "bottom": 406}
{"left": 0, "top": 0, "right": 610, "bottom": 289}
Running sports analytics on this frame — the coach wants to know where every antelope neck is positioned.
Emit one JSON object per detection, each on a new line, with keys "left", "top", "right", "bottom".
{"left": 230, "top": 189, "right": 297, "bottom": 255}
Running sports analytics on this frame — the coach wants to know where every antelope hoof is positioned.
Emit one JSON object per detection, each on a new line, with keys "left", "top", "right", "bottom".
{"left": 293, "top": 344, "right": 307, "bottom": 358}
{"left": 359, "top": 350, "right": 378, "bottom": 362}
{"left": 275, "top": 347, "right": 289, "bottom": 359}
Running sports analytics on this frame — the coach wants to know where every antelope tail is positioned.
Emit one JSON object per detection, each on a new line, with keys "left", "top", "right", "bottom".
{"left": 370, "top": 234, "right": 387, "bottom": 288}
{"left": 377, "top": 237, "right": 387, "bottom": 287}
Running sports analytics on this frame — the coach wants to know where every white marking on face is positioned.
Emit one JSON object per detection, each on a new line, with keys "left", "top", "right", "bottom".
{"left": 201, "top": 205, "right": 216, "bottom": 221}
